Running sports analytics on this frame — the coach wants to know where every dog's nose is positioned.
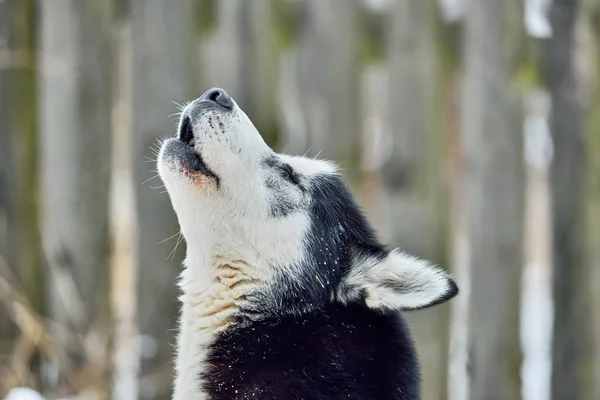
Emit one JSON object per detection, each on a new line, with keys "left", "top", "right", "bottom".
{"left": 199, "top": 88, "right": 233, "bottom": 110}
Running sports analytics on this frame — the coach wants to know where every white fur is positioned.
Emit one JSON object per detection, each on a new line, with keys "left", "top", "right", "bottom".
{"left": 159, "top": 100, "right": 324, "bottom": 400}
{"left": 279, "top": 154, "right": 338, "bottom": 176}
{"left": 159, "top": 96, "right": 453, "bottom": 399}
{"left": 341, "top": 250, "right": 455, "bottom": 311}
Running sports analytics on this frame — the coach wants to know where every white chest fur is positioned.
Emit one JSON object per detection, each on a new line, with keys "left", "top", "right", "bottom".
{"left": 172, "top": 259, "right": 264, "bottom": 400}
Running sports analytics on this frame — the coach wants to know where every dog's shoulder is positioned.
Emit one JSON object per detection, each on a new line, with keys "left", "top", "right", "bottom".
{"left": 202, "top": 304, "right": 420, "bottom": 400}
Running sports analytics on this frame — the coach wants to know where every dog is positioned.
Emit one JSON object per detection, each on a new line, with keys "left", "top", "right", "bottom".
{"left": 158, "top": 88, "right": 458, "bottom": 399}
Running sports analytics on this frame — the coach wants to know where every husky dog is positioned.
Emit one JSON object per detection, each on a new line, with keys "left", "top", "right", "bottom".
{"left": 158, "top": 88, "right": 458, "bottom": 400}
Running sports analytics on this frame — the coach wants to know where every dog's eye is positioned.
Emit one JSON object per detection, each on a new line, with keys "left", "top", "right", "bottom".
{"left": 280, "top": 164, "right": 301, "bottom": 186}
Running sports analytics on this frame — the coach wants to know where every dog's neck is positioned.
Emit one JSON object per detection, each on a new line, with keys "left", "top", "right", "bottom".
{"left": 172, "top": 252, "right": 264, "bottom": 400}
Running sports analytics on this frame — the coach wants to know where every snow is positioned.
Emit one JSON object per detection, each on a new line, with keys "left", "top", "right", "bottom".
{"left": 4, "top": 388, "right": 47, "bottom": 400}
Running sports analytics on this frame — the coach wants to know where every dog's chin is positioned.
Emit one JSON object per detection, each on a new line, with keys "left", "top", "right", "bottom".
{"left": 159, "top": 138, "right": 221, "bottom": 187}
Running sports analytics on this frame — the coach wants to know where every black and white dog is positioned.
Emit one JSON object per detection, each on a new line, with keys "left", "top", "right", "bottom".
{"left": 158, "top": 88, "right": 458, "bottom": 400}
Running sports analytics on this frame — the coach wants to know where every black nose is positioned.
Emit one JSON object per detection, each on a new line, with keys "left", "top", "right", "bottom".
{"left": 199, "top": 88, "right": 234, "bottom": 110}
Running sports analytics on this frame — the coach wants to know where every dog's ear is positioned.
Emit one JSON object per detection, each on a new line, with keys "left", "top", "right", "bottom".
{"left": 339, "top": 248, "right": 458, "bottom": 311}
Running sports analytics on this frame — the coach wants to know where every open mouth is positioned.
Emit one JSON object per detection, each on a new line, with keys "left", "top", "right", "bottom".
{"left": 179, "top": 115, "right": 195, "bottom": 146}
{"left": 174, "top": 115, "right": 220, "bottom": 187}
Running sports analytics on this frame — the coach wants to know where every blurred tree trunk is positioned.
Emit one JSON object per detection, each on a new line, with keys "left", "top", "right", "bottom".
{"left": 38, "top": 0, "right": 113, "bottom": 394}
{"left": 297, "top": 0, "right": 360, "bottom": 181}
{"left": 0, "top": 0, "right": 41, "bottom": 391}
{"left": 544, "top": 1, "right": 595, "bottom": 398}
{"left": 131, "top": 1, "right": 193, "bottom": 399}
{"left": 275, "top": 2, "right": 309, "bottom": 156}
{"left": 0, "top": 0, "right": 41, "bottom": 311}
{"left": 382, "top": 1, "right": 450, "bottom": 399}
{"left": 240, "top": 0, "right": 278, "bottom": 145}
{"left": 200, "top": 0, "right": 278, "bottom": 145}
{"left": 0, "top": 0, "right": 15, "bottom": 272}
{"left": 359, "top": 64, "right": 387, "bottom": 227}
{"left": 0, "top": 0, "right": 16, "bottom": 368}
{"left": 0, "top": 0, "right": 18, "bottom": 362}
{"left": 446, "top": 77, "right": 470, "bottom": 400}
{"left": 589, "top": 3, "right": 600, "bottom": 396}
{"left": 207, "top": 0, "right": 244, "bottom": 98}
{"left": 110, "top": 17, "right": 139, "bottom": 400}
{"left": 463, "top": 0, "right": 525, "bottom": 398}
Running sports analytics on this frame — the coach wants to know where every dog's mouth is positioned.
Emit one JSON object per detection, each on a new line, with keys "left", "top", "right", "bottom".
{"left": 173, "top": 115, "right": 220, "bottom": 187}
{"left": 179, "top": 114, "right": 195, "bottom": 147}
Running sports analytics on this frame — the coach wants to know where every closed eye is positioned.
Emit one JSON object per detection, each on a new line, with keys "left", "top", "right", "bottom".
{"left": 280, "top": 164, "right": 302, "bottom": 187}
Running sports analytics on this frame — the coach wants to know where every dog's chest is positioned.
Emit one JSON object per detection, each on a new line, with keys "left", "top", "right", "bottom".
{"left": 200, "top": 305, "right": 421, "bottom": 400}
{"left": 173, "top": 260, "right": 264, "bottom": 400}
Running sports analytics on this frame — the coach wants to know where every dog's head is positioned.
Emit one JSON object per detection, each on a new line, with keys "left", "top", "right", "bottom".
{"left": 158, "top": 88, "right": 457, "bottom": 318}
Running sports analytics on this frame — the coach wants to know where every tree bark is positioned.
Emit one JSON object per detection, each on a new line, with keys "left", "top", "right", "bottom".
{"left": 463, "top": 0, "right": 525, "bottom": 398}
{"left": 544, "top": 1, "right": 594, "bottom": 398}
{"left": 131, "top": 1, "right": 193, "bottom": 399}
{"left": 38, "top": 0, "right": 113, "bottom": 393}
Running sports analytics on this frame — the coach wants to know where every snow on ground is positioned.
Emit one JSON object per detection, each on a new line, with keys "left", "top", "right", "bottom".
{"left": 4, "top": 388, "right": 46, "bottom": 400}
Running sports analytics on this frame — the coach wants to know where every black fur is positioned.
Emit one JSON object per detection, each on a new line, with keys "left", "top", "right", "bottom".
{"left": 162, "top": 139, "right": 221, "bottom": 187}
{"left": 247, "top": 173, "right": 387, "bottom": 318}
{"left": 203, "top": 303, "right": 420, "bottom": 400}
{"left": 263, "top": 156, "right": 305, "bottom": 218}
{"left": 200, "top": 173, "right": 425, "bottom": 399}
{"left": 165, "top": 89, "right": 458, "bottom": 399}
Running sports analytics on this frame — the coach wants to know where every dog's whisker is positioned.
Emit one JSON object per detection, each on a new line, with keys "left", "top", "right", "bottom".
{"left": 167, "top": 233, "right": 184, "bottom": 261}
{"left": 159, "top": 231, "right": 181, "bottom": 244}
{"left": 143, "top": 175, "right": 160, "bottom": 185}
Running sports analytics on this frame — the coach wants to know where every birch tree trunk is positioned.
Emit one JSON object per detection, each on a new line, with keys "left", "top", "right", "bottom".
{"left": 38, "top": 0, "right": 113, "bottom": 393}
{"left": 110, "top": 19, "right": 139, "bottom": 400}
{"left": 131, "top": 1, "right": 193, "bottom": 398}
{"left": 544, "top": 1, "right": 595, "bottom": 398}
{"left": 383, "top": 1, "right": 450, "bottom": 398}
{"left": 463, "top": 0, "right": 525, "bottom": 398}
{"left": 447, "top": 77, "right": 471, "bottom": 400}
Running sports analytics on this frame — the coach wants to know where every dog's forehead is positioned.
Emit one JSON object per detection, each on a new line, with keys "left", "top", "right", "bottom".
{"left": 278, "top": 154, "right": 338, "bottom": 177}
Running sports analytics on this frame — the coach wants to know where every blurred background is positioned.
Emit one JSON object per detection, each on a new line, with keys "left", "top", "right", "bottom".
{"left": 1, "top": 0, "right": 599, "bottom": 399}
